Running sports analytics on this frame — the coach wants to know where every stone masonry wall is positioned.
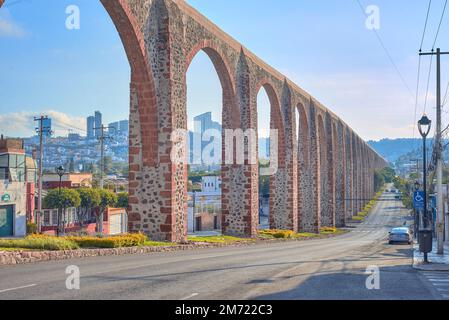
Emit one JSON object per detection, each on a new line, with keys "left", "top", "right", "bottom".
{"left": 0, "top": 0, "right": 388, "bottom": 241}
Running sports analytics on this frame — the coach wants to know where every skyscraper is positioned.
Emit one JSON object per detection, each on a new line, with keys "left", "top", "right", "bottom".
{"left": 87, "top": 116, "right": 95, "bottom": 140}
{"left": 192, "top": 112, "right": 222, "bottom": 165}
{"left": 109, "top": 121, "right": 120, "bottom": 135}
{"left": 94, "top": 111, "right": 102, "bottom": 138}
{"left": 119, "top": 120, "right": 129, "bottom": 135}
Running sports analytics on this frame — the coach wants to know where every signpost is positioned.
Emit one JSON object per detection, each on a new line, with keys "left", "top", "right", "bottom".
{"left": 413, "top": 191, "right": 425, "bottom": 211}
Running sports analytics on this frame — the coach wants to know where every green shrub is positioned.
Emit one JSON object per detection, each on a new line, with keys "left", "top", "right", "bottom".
{"left": 68, "top": 233, "right": 147, "bottom": 248}
{"left": 320, "top": 227, "right": 337, "bottom": 234}
{"left": 26, "top": 222, "right": 38, "bottom": 235}
{"left": 0, "top": 236, "right": 79, "bottom": 251}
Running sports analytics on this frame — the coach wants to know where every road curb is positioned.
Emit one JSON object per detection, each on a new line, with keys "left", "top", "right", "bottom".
{"left": 0, "top": 232, "right": 346, "bottom": 266}
{"left": 412, "top": 243, "right": 449, "bottom": 271}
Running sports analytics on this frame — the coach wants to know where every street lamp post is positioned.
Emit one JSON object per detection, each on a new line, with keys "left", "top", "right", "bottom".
{"left": 56, "top": 165, "right": 65, "bottom": 237}
{"left": 418, "top": 115, "right": 432, "bottom": 263}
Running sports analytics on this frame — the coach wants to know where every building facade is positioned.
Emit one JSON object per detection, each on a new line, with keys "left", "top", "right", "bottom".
{"left": 0, "top": 137, "right": 35, "bottom": 237}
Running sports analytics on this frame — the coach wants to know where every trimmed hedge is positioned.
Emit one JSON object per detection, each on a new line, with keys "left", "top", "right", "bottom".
{"left": 0, "top": 236, "right": 79, "bottom": 251}
{"left": 67, "top": 233, "right": 147, "bottom": 248}
{"left": 259, "top": 229, "right": 295, "bottom": 239}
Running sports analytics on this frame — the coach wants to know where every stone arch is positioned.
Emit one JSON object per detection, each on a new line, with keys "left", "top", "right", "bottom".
{"left": 344, "top": 127, "right": 353, "bottom": 219}
{"left": 324, "top": 113, "right": 335, "bottom": 227}
{"left": 0, "top": 0, "right": 160, "bottom": 236}
{"left": 333, "top": 121, "right": 345, "bottom": 227}
{"left": 307, "top": 100, "right": 321, "bottom": 233}
{"left": 317, "top": 114, "right": 329, "bottom": 227}
{"left": 219, "top": 50, "right": 259, "bottom": 237}
{"left": 273, "top": 82, "right": 297, "bottom": 231}
{"left": 254, "top": 80, "right": 286, "bottom": 230}
{"left": 296, "top": 102, "right": 312, "bottom": 231}
{"left": 101, "top": 0, "right": 158, "bottom": 167}
{"left": 185, "top": 40, "right": 240, "bottom": 129}
{"left": 254, "top": 80, "right": 286, "bottom": 165}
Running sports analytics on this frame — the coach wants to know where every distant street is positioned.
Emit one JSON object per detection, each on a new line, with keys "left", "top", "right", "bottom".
{"left": 0, "top": 192, "right": 446, "bottom": 300}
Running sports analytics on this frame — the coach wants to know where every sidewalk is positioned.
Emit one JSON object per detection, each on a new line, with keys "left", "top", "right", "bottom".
{"left": 413, "top": 241, "right": 449, "bottom": 271}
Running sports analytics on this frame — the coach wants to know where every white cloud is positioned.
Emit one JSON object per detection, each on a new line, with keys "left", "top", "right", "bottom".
{"left": 0, "top": 10, "right": 27, "bottom": 38}
{"left": 0, "top": 110, "right": 86, "bottom": 138}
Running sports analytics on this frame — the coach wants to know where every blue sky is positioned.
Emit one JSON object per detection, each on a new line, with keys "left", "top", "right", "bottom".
{"left": 0, "top": 0, "right": 448, "bottom": 140}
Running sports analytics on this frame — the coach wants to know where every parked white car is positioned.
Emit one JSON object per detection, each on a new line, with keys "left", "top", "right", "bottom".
{"left": 388, "top": 227, "right": 412, "bottom": 245}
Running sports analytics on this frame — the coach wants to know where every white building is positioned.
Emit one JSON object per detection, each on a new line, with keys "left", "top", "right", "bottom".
{"left": 201, "top": 176, "right": 221, "bottom": 193}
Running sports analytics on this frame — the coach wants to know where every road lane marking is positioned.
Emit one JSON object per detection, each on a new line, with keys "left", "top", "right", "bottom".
{"left": 428, "top": 279, "right": 449, "bottom": 282}
{"left": 180, "top": 293, "right": 199, "bottom": 300}
{"left": 0, "top": 284, "right": 37, "bottom": 294}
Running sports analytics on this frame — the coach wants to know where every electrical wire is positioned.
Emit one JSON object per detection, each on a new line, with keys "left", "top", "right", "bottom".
{"left": 356, "top": 0, "right": 414, "bottom": 98}
{"left": 432, "top": 0, "right": 448, "bottom": 49}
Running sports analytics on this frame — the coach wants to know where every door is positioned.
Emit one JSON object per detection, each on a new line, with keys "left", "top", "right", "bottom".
{"left": 109, "top": 213, "right": 122, "bottom": 235}
{"left": 0, "top": 205, "right": 14, "bottom": 237}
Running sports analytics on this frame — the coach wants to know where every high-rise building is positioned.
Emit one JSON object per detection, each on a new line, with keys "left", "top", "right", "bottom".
{"left": 192, "top": 112, "right": 222, "bottom": 165}
{"left": 94, "top": 111, "right": 102, "bottom": 138}
{"left": 119, "top": 120, "right": 129, "bottom": 135}
{"left": 109, "top": 121, "right": 120, "bottom": 135}
{"left": 87, "top": 116, "right": 95, "bottom": 140}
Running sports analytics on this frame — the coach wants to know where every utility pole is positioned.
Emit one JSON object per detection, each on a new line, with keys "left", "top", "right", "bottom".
{"left": 94, "top": 125, "right": 113, "bottom": 189}
{"left": 420, "top": 48, "right": 449, "bottom": 255}
{"left": 34, "top": 116, "right": 51, "bottom": 233}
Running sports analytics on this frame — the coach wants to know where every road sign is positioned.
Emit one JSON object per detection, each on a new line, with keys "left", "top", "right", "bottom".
{"left": 1, "top": 194, "right": 11, "bottom": 203}
{"left": 413, "top": 191, "right": 425, "bottom": 211}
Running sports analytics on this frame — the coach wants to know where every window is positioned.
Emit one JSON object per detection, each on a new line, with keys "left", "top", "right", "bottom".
{"left": 0, "top": 154, "right": 26, "bottom": 182}
{"left": 0, "top": 155, "right": 7, "bottom": 167}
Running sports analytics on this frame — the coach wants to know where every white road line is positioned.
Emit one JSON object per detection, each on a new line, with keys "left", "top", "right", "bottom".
{"left": 436, "top": 288, "right": 449, "bottom": 292}
{"left": 428, "top": 279, "right": 449, "bottom": 283}
{"left": 0, "top": 284, "right": 37, "bottom": 294}
{"left": 180, "top": 293, "right": 199, "bottom": 300}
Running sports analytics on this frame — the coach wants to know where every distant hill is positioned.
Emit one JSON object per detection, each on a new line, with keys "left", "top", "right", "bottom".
{"left": 368, "top": 139, "right": 422, "bottom": 163}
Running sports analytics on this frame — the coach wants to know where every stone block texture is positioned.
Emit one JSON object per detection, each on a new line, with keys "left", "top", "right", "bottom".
{"left": 0, "top": 0, "right": 388, "bottom": 241}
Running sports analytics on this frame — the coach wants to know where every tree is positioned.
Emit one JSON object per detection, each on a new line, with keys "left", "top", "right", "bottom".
{"left": 44, "top": 188, "right": 81, "bottom": 236}
{"left": 97, "top": 189, "right": 118, "bottom": 234}
{"left": 76, "top": 188, "right": 101, "bottom": 227}
{"left": 374, "top": 170, "right": 385, "bottom": 192}
{"left": 117, "top": 192, "right": 129, "bottom": 209}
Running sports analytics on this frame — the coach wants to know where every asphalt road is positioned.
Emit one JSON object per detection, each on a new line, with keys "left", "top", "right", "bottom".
{"left": 0, "top": 192, "right": 445, "bottom": 300}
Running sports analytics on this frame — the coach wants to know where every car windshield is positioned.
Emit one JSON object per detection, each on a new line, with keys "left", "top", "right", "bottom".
{"left": 391, "top": 228, "right": 408, "bottom": 234}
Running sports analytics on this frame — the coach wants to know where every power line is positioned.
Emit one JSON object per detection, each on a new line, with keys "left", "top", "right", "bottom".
{"left": 420, "top": 0, "right": 433, "bottom": 50}
{"left": 413, "top": 0, "right": 433, "bottom": 149}
{"left": 414, "top": 0, "right": 433, "bottom": 143}
{"left": 443, "top": 81, "right": 449, "bottom": 107}
{"left": 423, "top": 52, "right": 434, "bottom": 114}
{"left": 432, "top": 0, "right": 448, "bottom": 49}
{"left": 356, "top": 0, "right": 414, "bottom": 99}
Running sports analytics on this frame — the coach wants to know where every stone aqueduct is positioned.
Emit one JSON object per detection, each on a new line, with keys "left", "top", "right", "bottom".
{"left": 0, "top": 0, "right": 388, "bottom": 242}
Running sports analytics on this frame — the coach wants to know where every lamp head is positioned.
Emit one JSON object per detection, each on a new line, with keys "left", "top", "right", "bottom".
{"left": 418, "top": 114, "right": 432, "bottom": 138}
{"left": 56, "top": 165, "right": 65, "bottom": 177}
